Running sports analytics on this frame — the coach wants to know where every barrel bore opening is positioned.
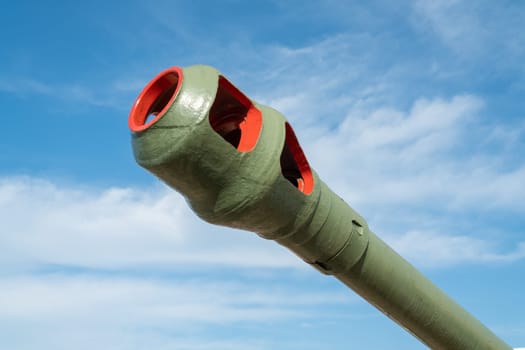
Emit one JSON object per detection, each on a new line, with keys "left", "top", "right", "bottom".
{"left": 209, "top": 76, "right": 262, "bottom": 152}
{"left": 128, "top": 67, "right": 183, "bottom": 132}
{"left": 280, "top": 123, "right": 314, "bottom": 195}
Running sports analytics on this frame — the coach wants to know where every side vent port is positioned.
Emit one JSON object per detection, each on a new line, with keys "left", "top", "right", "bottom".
{"left": 280, "top": 123, "right": 314, "bottom": 195}
{"left": 209, "top": 76, "right": 262, "bottom": 152}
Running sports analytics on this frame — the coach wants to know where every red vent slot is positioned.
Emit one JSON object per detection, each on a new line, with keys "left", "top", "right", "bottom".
{"left": 209, "top": 76, "right": 262, "bottom": 152}
{"left": 280, "top": 123, "right": 314, "bottom": 195}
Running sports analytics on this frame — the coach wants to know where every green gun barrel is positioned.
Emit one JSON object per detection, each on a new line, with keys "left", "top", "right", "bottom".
{"left": 128, "top": 65, "right": 512, "bottom": 350}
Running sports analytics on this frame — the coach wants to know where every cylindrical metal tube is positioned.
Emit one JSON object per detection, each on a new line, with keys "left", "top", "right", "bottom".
{"left": 129, "top": 65, "right": 512, "bottom": 350}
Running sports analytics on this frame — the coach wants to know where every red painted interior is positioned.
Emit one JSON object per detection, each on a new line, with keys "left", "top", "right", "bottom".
{"left": 283, "top": 123, "right": 314, "bottom": 195}
{"left": 128, "top": 67, "right": 183, "bottom": 132}
{"left": 209, "top": 76, "right": 262, "bottom": 152}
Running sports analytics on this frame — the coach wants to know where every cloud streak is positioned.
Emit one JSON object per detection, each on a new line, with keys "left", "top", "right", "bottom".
{"left": 0, "top": 76, "right": 135, "bottom": 110}
{"left": 0, "top": 177, "right": 300, "bottom": 273}
{"left": 1, "top": 171, "right": 523, "bottom": 274}
{"left": 385, "top": 231, "right": 525, "bottom": 268}
{"left": 0, "top": 274, "right": 352, "bottom": 350}
{"left": 303, "top": 93, "right": 525, "bottom": 213}
{"left": 412, "top": 0, "right": 525, "bottom": 65}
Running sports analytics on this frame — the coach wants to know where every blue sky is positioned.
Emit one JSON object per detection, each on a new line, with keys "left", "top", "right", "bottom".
{"left": 1, "top": 1, "right": 524, "bottom": 349}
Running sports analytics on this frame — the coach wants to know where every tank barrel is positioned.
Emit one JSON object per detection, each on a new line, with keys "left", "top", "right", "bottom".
{"left": 128, "top": 65, "right": 513, "bottom": 350}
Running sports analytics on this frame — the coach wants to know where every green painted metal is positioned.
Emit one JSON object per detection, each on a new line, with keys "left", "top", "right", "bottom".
{"left": 129, "top": 64, "right": 513, "bottom": 350}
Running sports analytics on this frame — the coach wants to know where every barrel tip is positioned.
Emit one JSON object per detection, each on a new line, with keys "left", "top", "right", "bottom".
{"left": 128, "top": 67, "right": 183, "bottom": 132}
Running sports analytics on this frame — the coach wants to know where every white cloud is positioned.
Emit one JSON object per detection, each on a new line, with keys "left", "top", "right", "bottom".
{"left": 411, "top": 0, "right": 525, "bottom": 67}
{"left": 0, "top": 78, "right": 54, "bottom": 95}
{"left": 0, "top": 179, "right": 366, "bottom": 350}
{"left": 384, "top": 231, "right": 525, "bottom": 268}
{"left": 0, "top": 177, "right": 300, "bottom": 272}
{"left": 337, "top": 95, "right": 482, "bottom": 151}
{"left": 0, "top": 274, "right": 351, "bottom": 350}
{"left": 0, "top": 77, "right": 131, "bottom": 109}
{"left": 412, "top": 0, "right": 483, "bottom": 51}
{"left": 0, "top": 276, "right": 340, "bottom": 323}
{"left": 301, "top": 93, "right": 525, "bottom": 215}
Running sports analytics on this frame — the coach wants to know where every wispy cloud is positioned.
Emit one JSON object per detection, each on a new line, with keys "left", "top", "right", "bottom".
{"left": 1, "top": 173, "right": 523, "bottom": 272}
{"left": 412, "top": 0, "right": 525, "bottom": 69}
{"left": 302, "top": 93, "right": 525, "bottom": 213}
{"left": 0, "top": 274, "right": 351, "bottom": 350}
{"left": 0, "top": 177, "right": 300, "bottom": 273}
{"left": 0, "top": 76, "right": 134, "bottom": 110}
{"left": 0, "top": 276, "right": 346, "bottom": 323}
{"left": 385, "top": 231, "right": 525, "bottom": 268}
{"left": 0, "top": 78, "right": 54, "bottom": 95}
